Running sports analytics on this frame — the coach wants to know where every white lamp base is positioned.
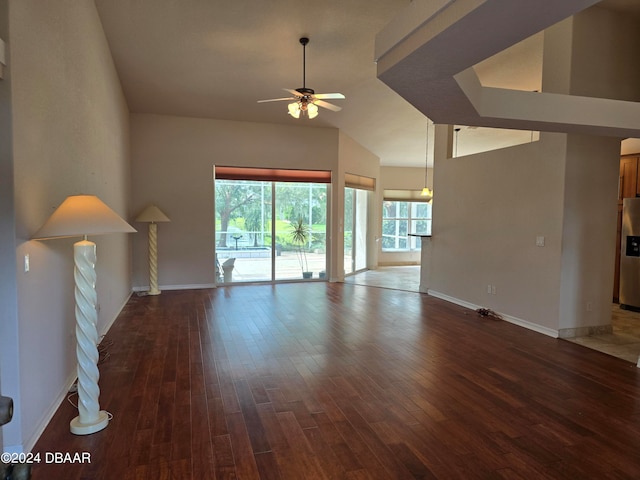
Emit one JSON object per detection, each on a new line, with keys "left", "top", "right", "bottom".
{"left": 147, "top": 288, "right": 161, "bottom": 296}
{"left": 70, "top": 410, "right": 109, "bottom": 435}
{"left": 72, "top": 239, "right": 107, "bottom": 436}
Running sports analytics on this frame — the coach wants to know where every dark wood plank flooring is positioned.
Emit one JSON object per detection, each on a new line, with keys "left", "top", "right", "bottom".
{"left": 31, "top": 283, "right": 640, "bottom": 479}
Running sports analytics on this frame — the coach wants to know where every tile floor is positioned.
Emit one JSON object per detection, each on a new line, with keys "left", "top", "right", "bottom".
{"left": 344, "top": 265, "right": 422, "bottom": 292}
{"left": 345, "top": 266, "right": 640, "bottom": 366}
{"left": 567, "top": 304, "right": 640, "bottom": 365}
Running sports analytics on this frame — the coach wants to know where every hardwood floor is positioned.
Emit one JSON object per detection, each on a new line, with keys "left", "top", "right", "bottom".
{"left": 346, "top": 266, "right": 640, "bottom": 365}
{"left": 31, "top": 283, "right": 640, "bottom": 479}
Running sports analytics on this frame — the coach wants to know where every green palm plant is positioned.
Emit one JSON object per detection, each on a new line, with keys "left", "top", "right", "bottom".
{"left": 289, "top": 217, "right": 310, "bottom": 276}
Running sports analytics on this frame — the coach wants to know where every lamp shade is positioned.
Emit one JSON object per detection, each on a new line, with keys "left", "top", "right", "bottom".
{"left": 32, "top": 195, "right": 136, "bottom": 240}
{"left": 135, "top": 204, "right": 170, "bottom": 223}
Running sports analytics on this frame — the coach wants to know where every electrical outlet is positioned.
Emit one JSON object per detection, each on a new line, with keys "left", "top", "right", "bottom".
{"left": 487, "top": 284, "right": 492, "bottom": 294}
{"left": 24, "top": 254, "right": 30, "bottom": 272}
{"left": 491, "top": 285, "right": 497, "bottom": 295}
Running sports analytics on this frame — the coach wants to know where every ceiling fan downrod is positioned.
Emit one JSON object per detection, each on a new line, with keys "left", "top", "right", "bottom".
{"left": 296, "top": 37, "right": 315, "bottom": 97}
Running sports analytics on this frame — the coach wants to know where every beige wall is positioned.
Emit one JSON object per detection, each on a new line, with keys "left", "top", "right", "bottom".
{"left": 6, "top": 0, "right": 131, "bottom": 451}
{"left": 0, "top": 0, "right": 15, "bottom": 451}
{"left": 130, "top": 114, "right": 341, "bottom": 288}
{"left": 429, "top": 130, "right": 619, "bottom": 337}
{"left": 427, "top": 6, "right": 631, "bottom": 336}
{"left": 558, "top": 134, "right": 620, "bottom": 333}
{"left": 430, "top": 134, "right": 566, "bottom": 334}
{"left": 129, "top": 117, "right": 385, "bottom": 287}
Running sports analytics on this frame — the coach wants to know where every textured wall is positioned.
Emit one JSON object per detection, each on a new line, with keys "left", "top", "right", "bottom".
{"left": 8, "top": 0, "right": 131, "bottom": 451}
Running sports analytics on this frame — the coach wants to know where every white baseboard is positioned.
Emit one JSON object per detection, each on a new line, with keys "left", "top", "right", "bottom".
{"left": 427, "top": 290, "right": 559, "bottom": 338}
{"left": 22, "top": 371, "right": 78, "bottom": 453}
{"left": 99, "top": 292, "right": 132, "bottom": 337}
{"left": 132, "top": 283, "right": 217, "bottom": 292}
{"left": 23, "top": 292, "right": 133, "bottom": 453}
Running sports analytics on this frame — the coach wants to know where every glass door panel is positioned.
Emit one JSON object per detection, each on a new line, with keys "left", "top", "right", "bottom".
{"left": 215, "top": 179, "right": 272, "bottom": 283}
{"left": 275, "top": 182, "right": 328, "bottom": 281}
{"left": 344, "top": 187, "right": 368, "bottom": 276}
{"left": 354, "top": 189, "right": 368, "bottom": 271}
{"left": 344, "top": 188, "right": 354, "bottom": 275}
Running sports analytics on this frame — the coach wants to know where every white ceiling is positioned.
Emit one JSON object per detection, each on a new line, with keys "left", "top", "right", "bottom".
{"left": 94, "top": 0, "right": 640, "bottom": 168}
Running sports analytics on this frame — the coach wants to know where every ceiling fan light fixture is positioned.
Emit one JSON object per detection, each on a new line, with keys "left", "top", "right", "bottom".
{"left": 288, "top": 102, "right": 301, "bottom": 118}
{"left": 258, "top": 37, "right": 344, "bottom": 119}
{"left": 307, "top": 102, "right": 318, "bottom": 119}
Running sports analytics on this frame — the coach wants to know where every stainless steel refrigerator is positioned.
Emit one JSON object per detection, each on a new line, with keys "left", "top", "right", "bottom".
{"left": 620, "top": 198, "right": 640, "bottom": 310}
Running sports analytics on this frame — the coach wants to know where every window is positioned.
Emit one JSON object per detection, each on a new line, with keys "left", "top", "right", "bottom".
{"left": 382, "top": 201, "right": 431, "bottom": 251}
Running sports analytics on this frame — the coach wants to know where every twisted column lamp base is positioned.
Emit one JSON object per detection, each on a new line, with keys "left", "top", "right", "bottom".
{"left": 69, "top": 239, "right": 109, "bottom": 435}
{"left": 147, "top": 222, "right": 160, "bottom": 295}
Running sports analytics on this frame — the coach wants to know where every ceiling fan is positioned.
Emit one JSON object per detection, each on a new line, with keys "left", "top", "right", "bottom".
{"left": 257, "top": 37, "right": 345, "bottom": 119}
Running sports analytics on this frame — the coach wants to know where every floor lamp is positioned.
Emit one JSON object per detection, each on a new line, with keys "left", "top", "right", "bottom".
{"left": 33, "top": 195, "right": 136, "bottom": 435}
{"left": 135, "top": 204, "right": 170, "bottom": 295}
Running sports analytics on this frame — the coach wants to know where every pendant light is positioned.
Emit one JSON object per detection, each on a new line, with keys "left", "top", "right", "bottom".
{"left": 421, "top": 120, "right": 433, "bottom": 203}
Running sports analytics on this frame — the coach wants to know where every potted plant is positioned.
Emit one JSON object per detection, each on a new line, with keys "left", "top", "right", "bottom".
{"left": 289, "top": 217, "right": 312, "bottom": 278}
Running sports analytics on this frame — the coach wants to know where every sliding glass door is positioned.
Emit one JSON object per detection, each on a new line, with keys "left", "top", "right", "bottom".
{"left": 214, "top": 168, "right": 329, "bottom": 284}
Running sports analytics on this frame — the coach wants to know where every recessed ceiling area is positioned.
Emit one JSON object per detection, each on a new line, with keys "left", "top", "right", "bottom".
{"left": 469, "top": 13, "right": 639, "bottom": 155}
{"left": 376, "top": 0, "right": 640, "bottom": 158}
{"left": 473, "top": 32, "right": 543, "bottom": 93}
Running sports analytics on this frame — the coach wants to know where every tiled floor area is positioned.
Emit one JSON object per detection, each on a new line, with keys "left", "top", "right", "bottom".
{"left": 344, "top": 265, "right": 422, "bottom": 292}
{"left": 567, "top": 304, "right": 640, "bottom": 365}
{"left": 346, "top": 266, "right": 640, "bottom": 366}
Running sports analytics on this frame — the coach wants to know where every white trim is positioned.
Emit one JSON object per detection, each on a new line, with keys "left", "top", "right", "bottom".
{"left": 99, "top": 292, "right": 132, "bottom": 337}
{"left": 21, "top": 371, "right": 78, "bottom": 453}
{"left": 23, "top": 293, "right": 133, "bottom": 452}
{"left": 133, "top": 283, "right": 217, "bottom": 292}
{"left": 427, "top": 290, "right": 559, "bottom": 338}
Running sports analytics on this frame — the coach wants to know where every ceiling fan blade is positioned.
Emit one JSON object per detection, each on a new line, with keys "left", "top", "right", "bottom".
{"left": 314, "top": 100, "right": 342, "bottom": 112}
{"left": 313, "top": 93, "right": 345, "bottom": 100}
{"left": 257, "top": 97, "right": 295, "bottom": 103}
{"left": 283, "top": 88, "right": 304, "bottom": 97}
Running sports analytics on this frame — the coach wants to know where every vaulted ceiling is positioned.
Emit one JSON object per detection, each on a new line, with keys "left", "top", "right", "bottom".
{"left": 94, "top": 0, "right": 640, "bottom": 167}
